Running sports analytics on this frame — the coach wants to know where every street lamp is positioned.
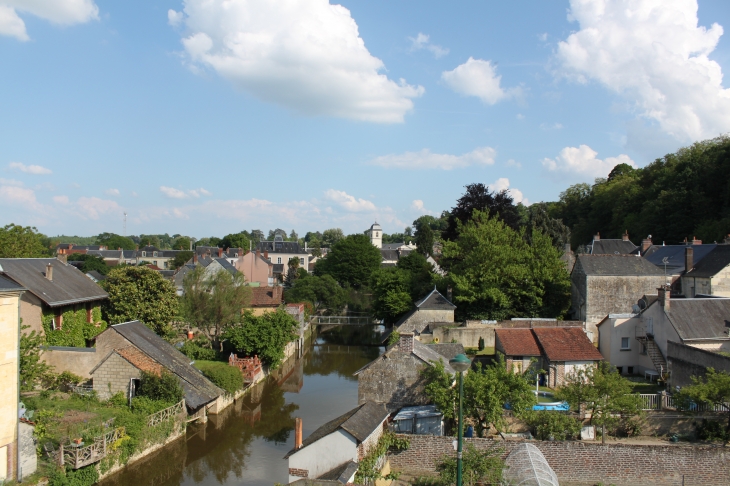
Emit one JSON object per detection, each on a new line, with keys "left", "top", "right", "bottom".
{"left": 449, "top": 353, "right": 471, "bottom": 486}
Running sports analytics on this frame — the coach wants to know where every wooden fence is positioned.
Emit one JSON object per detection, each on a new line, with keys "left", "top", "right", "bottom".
{"left": 147, "top": 400, "right": 186, "bottom": 427}
{"left": 58, "top": 427, "right": 125, "bottom": 469}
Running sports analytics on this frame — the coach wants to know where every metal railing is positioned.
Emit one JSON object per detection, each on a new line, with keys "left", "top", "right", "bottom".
{"left": 311, "top": 315, "right": 375, "bottom": 326}
{"left": 638, "top": 394, "right": 730, "bottom": 412}
{"left": 69, "top": 384, "right": 95, "bottom": 397}
{"left": 147, "top": 400, "right": 186, "bottom": 427}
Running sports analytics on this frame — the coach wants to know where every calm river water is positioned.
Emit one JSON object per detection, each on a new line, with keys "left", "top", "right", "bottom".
{"left": 100, "top": 328, "right": 384, "bottom": 486}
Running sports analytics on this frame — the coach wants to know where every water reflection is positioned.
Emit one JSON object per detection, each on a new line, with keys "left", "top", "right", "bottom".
{"left": 100, "top": 336, "right": 382, "bottom": 486}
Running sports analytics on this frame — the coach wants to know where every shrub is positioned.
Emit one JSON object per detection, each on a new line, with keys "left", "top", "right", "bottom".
{"left": 49, "top": 464, "right": 99, "bottom": 486}
{"left": 50, "top": 371, "right": 84, "bottom": 391}
{"left": 696, "top": 419, "right": 729, "bottom": 441}
{"left": 136, "top": 371, "right": 184, "bottom": 403}
{"left": 180, "top": 338, "right": 219, "bottom": 361}
{"left": 130, "top": 396, "right": 173, "bottom": 415}
{"left": 478, "top": 336, "right": 485, "bottom": 351}
{"left": 525, "top": 411, "right": 582, "bottom": 441}
{"left": 387, "top": 330, "right": 400, "bottom": 346}
{"left": 195, "top": 361, "right": 243, "bottom": 395}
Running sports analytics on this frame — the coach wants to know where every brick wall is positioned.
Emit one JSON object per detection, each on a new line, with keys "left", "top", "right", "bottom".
{"left": 92, "top": 352, "right": 140, "bottom": 400}
{"left": 357, "top": 422, "right": 386, "bottom": 461}
{"left": 389, "top": 434, "right": 730, "bottom": 485}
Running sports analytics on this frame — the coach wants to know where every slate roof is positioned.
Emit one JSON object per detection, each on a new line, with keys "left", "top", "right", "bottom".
{"left": 273, "top": 263, "right": 285, "bottom": 274}
{"left": 427, "top": 343, "right": 466, "bottom": 360}
{"left": 284, "top": 401, "right": 388, "bottom": 458}
{"left": 317, "top": 461, "right": 358, "bottom": 482}
{"left": 109, "top": 321, "right": 223, "bottom": 409}
{"left": 532, "top": 327, "right": 604, "bottom": 362}
{"left": 250, "top": 286, "right": 283, "bottom": 307}
{"left": 256, "top": 241, "right": 308, "bottom": 254}
{"left": 354, "top": 339, "right": 459, "bottom": 375}
{"left": 644, "top": 244, "right": 717, "bottom": 273}
{"left": 0, "top": 258, "right": 108, "bottom": 307}
{"left": 495, "top": 329, "right": 541, "bottom": 356}
{"left": 381, "top": 249, "right": 411, "bottom": 262}
{"left": 590, "top": 239, "right": 638, "bottom": 255}
{"left": 415, "top": 288, "right": 456, "bottom": 310}
{"left": 382, "top": 242, "right": 408, "bottom": 250}
{"left": 685, "top": 245, "right": 730, "bottom": 278}
{"left": 0, "top": 274, "right": 24, "bottom": 291}
{"left": 664, "top": 298, "right": 730, "bottom": 341}
{"left": 575, "top": 255, "right": 664, "bottom": 276}
{"left": 85, "top": 270, "right": 107, "bottom": 282}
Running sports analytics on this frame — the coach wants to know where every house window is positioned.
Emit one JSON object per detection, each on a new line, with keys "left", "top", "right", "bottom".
{"left": 641, "top": 343, "right": 647, "bottom": 355}
{"left": 153, "top": 251, "right": 158, "bottom": 257}
{"left": 300, "top": 258, "right": 305, "bottom": 265}
{"left": 616, "top": 366, "right": 623, "bottom": 375}
{"left": 234, "top": 253, "right": 239, "bottom": 257}
{"left": 141, "top": 251, "right": 146, "bottom": 257}
{"left": 277, "top": 257, "right": 282, "bottom": 264}
{"left": 52, "top": 312, "right": 63, "bottom": 330}
{"left": 621, "top": 337, "right": 630, "bottom": 350}
{"left": 153, "top": 261, "right": 158, "bottom": 266}
{"left": 164, "top": 262, "right": 169, "bottom": 269}
{"left": 627, "top": 366, "right": 634, "bottom": 375}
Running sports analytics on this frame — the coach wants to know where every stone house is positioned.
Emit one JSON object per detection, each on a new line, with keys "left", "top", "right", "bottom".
{"left": 597, "top": 288, "right": 730, "bottom": 382}
{"left": 235, "top": 249, "right": 275, "bottom": 286}
{"left": 355, "top": 333, "right": 464, "bottom": 411}
{"left": 285, "top": 401, "right": 389, "bottom": 483}
{"left": 0, "top": 257, "right": 108, "bottom": 339}
{"left": 495, "top": 327, "right": 603, "bottom": 387}
{"left": 173, "top": 254, "right": 238, "bottom": 295}
{"left": 570, "top": 254, "right": 665, "bottom": 327}
{"left": 395, "top": 288, "right": 456, "bottom": 335}
{"left": 643, "top": 242, "right": 716, "bottom": 294}
{"left": 256, "top": 235, "right": 309, "bottom": 271}
{"left": 588, "top": 232, "right": 638, "bottom": 255}
{"left": 681, "top": 245, "right": 730, "bottom": 297}
{"left": 89, "top": 321, "right": 223, "bottom": 413}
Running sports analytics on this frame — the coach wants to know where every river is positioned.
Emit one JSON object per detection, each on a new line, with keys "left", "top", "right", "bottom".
{"left": 100, "top": 327, "right": 384, "bottom": 486}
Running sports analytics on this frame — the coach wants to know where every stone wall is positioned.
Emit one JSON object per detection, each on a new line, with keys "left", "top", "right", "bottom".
{"left": 573, "top": 273, "right": 666, "bottom": 325}
{"left": 397, "top": 309, "right": 454, "bottom": 334}
{"left": 41, "top": 346, "right": 100, "bottom": 378}
{"left": 92, "top": 352, "right": 140, "bottom": 400}
{"left": 357, "top": 353, "right": 429, "bottom": 412}
{"left": 433, "top": 320, "right": 586, "bottom": 349}
{"left": 668, "top": 340, "right": 730, "bottom": 387}
{"left": 389, "top": 434, "right": 730, "bottom": 486}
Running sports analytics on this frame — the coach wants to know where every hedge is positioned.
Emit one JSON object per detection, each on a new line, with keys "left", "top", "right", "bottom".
{"left": 194, "top": 360, "right": 243, "bottom": 395}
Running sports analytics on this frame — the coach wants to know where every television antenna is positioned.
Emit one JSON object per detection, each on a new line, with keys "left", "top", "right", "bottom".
{"left": 662, "top": 256, "right": 669, "bottom": 280}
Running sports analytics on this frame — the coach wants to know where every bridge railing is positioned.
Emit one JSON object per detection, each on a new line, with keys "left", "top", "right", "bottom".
{"left": 311, "top": 316, "right": 377, "bottom": 325}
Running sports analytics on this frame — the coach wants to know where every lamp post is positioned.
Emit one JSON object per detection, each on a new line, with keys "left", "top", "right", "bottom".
{"left": 449, "top": 353, "right": 471, "bottom": 486}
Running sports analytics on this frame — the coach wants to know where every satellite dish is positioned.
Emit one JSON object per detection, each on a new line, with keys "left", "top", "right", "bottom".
{"left": 638, "top": 298, "right": 647, "bottom": 310}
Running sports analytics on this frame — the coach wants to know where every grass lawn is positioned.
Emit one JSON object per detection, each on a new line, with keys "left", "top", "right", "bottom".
{"left": 626, "top": 376, "right": 665, "bottom": 394}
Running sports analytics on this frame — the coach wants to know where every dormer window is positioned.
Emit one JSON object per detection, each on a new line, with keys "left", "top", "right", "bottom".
{"left": 234, "top": 253, "right": 239, "bottom": 257}
{"left": 153, "top": 251, "right": 158, "bottom": 257}
{"left": 141, "top": 251, "right": 146, "bottom": 257}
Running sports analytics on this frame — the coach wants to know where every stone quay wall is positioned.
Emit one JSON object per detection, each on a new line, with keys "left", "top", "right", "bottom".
{"left": 389, "top": 434, "right": 730, "bottom": 486}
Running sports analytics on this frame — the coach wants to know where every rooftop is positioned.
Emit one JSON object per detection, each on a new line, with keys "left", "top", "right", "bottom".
{"left": 663, "top": 298, "right": 730, "bottom": 341}
{"left": 532, "top": 327, "right": 604, "bottom": 361}
{"left": 495, "top": 328, "right": 542, "bottom": 356}
{"left": 415, "top": 288, "right": 456, "bottom": 310}
{"left": 575, "top": 254, "right": 664, "bottom": 277}
{"left": 590, "top": 239, "right": 638, "bottom": 255}
{"left": 685, "top": 245, "right": 730, "bottom": 278}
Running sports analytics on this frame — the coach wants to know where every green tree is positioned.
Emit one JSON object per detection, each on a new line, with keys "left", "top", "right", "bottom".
{"left": 220, "top": 231, "right": 251, "bottom": 250}
{"left": 370, "top": 267, "right": 412, "bottom": 324}
{"left": 284, "top": 274, "right": 346, "bottom": 314}
{"left": 525, "top": 202, "right": 571, "bottom": 249}
{"left": 435, "top": 443, "right": 505, "bottom": 486}
{"left": 396, "top": 251, "right": 438, "bottom": 300}
{"left": 555, "top": 361, "right": 643, "bottom": 440}
{"left": 321, "top": 228, "right": 345, "bottom": 247}
{"left": 284, "top": 256, "right": 301, "bottom": 288}
{"left": 676, "top": 368, "right": 730, "bottom": 436}
{"left": 67, "top": 254, "right": 110, "bottom": 275}
{"left": 19, "top": 325, "right": 53, "bottom": 391}
{"left": 102, "top": 266, "right": 178, "bottom": 336}
{"left": 314, "top": 234, "right": 382, "bottom": 289}
{"left": 96, "top": 233, "right": 136, "bottom": 250}
{"left": 171, "top": 250, "right": 194, "bottom": 269}
{"left": 413, "top": 219, "right": 435, "bottom": 256}
{"left": 180, "top": 267, "right": 251, "bottom": 346}
{"left": 443, "top": 210, "right": 571, "bottom": 320}
{"left": 137, "top": 370, "right": 184, "bottom": 403}
{"left": 222, "top": 309, "right": 298, "bottom": 368}
{"left": 172, "top": 236, "right": 192, "bottom": 250}
{"left": 0, "top": 224, "right": 50, "bottom": 258}
{"left": 442, "top": 183, "right": 522, "bottom": 241}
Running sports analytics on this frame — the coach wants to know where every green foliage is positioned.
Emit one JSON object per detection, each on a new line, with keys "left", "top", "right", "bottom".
{"left": 413, "top": 218, "right": 435, "bottom": 256}
{"left": 136, "top": 370, "right": 184, "bottom": 403}
{"left": 0, "top": 223, "right": 50, "bottom": 257}
{"left": 42, "top": 306, "right": 107, "bottom": 347}
{"left": 443, "top": 183, "right": 522, "bottom": 242}
{"left": 370, "top": 267, "right": 413, "bottom": 324}
{"left": 171, "top": 250, "right": 194, "bottom": 270}
{"left": 102, "top": 266, "right": 178, "bottom": 337}
{"left": 95, "top": 232, "right": 136, "bottom": 250}
{"left": 49, "top": 464, "right": 99, "bottom": 486}
{"left": 50, "top": 371, "right": 84, "bottom": 391}
{"left": 354, "top": 431, "right": 409, "bottom": 483}
{"left": 314, "top": 234, "right": 382, "bottom": 289}
{"left": 220, "top": 231, "right": 251, "bottom": 250}
{"left": 223, "top": 309, "right": 298, "bottom": 368}
{"left": 525, "top": 202, "right": 571, "bottom": 249}
{"left": 284, "top": 274, "right": 347, "bottom": 314}
{"left": 387, "top": 330, "right": 401, "bottom": 346}
{"left": 321, "top": 228, "right": 345, "bottom": 247}
{"left": 172, "top": 236, "right": 191, "bottom": 250}
{"left": 194, "top": 360, "right": 244, "bottom": 395}
{"left": 129, "top": 396, "right": 176, "bottom": 415}
{"left": 20, "top": 325, "right": 53, "bottom": 391}
{"left": 555, "top": 361, "right": 643, "bottom": 435}
{"left": 478, "top": 336, "right": 485, "bottom": 351}
{"left": 524, "top": 411, "right": 582, "bottom": 440}
{"left": 435, "top": 443, "right": 505, "bottom": 486}
{"left": 179, "top": 336, "right": 219, "bottom": 361}
{"left": 443, "top": 210, "right": 571, "bottom": 320}
{"left": 180, "top": 266, "right": 251, "bottom": 344}
{"left": 696, "top": 419, "right": 729, "bottom": 441}
{"left": 67, "top": 253, "right": 110, "bottom": 275}
{"left": 676, "top": 368, "right": 730, "bottom": 435}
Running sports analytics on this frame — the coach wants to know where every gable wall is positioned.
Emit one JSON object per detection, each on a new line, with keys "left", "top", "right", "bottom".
{"left": 287, "top": 429, "right": 357, "bottom": 482}
{"left": 92, "top": 352, "right": 140, "bottom": 400}
{"left": 358, "top": 352, "right": 430, "bottom": 412}
{"left": 399, "top": 309, "right": 454, "bottom": 334}
{"left": 583, "top": 275, "right": 665, "bottom": 325}
{"left": 19, "top": 292, "right": 43, "bottom": 336}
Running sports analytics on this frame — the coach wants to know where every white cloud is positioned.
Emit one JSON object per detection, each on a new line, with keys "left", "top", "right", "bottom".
{"left": 167, "top": 9, "right": 183, "bottom": 27}
{"left": 409, "top": 33, "right": 449, "bottom": 58}
{"left": 370, "top": 146, "right": 496, "bottom": 170}
{"left": 324, "top": 189, "right": 376, "bottom": 212}
{"left": 540, "top": 122, "right": 563, "bottom": 130}
{"left": 487, "top": 178, "right": 529, "bottom": 205}
{"left": 172, "top": 0, "right": 424, "bottom": 123}
{"left": 0, "top": 177, "right": 22, "bottom": 186}
{"left": 105, "top": 188, "right": 120, "bottom": 196}
{"left": 538, "top": 32, "right": 548, "bottom": 42}
{"left": 0, "top": 0, "right": 98, "bottom": 41}
{"left": 442, "top": 57, "right": 520, "bottom": 105}
{"left": 8, "top": 162, "right": 52, "bottom": 175}
{"left": 411, "top": 199, "right": 437, "bottom": 216}
{"left": 0, "top": 185, "right": 38, "bottom": 207}
{"left": 75, "top": 197, "right": 121, "bottom": 220}
{"left": 131, "top": 191, "right": 138, "bottom": 197}
{"left": 516, "top": 113, "right": 525, "bottom": 120}
{"left": 542, "top": 145, "right": 637, "bottom": 179}
{"left": 53, "top": 195, "right": 69, "bottom": 204}
{"left": 159, "top": 186, "right": 211, "bottom": 199}
{"left": 556, "top": 0, "right": 730, "bottom": 141}
{"left": 506, "top": 159, "right": 522, "bottom": 168}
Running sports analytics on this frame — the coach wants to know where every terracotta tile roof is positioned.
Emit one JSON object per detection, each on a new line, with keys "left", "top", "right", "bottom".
{"left": 250, "top": 286, "right": 283, "bottom": 307}
{"left": 532, "top": 327, "right": 603, "bottom": 362}
{"left": 495, "top": 329, "right": 541, "bottom": 356}
{"left": 116, "top": 346, "right": 164, "bottom": 375}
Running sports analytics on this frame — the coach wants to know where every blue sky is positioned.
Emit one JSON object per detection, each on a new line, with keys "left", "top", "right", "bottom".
{"left": 1, "top": 0, "right": 729, "bottom": 238}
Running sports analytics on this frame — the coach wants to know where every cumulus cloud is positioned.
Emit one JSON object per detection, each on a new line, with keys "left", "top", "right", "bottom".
{"left": 0, "top": 0, "right": 98, "bottom": 41}
{"left": 75, "top": 197, "right": 122, "bottom": 220}
{"left": 370, "top": 146, "right": 496, "bottom": 170}
{"left": 160, "top": 186, "right": 211, "bottom": 199}
{"left": 542, "top": 145, "right": 637, "bottom": 179}
{"left": 105, "top": 188, "right": 120, "bottom": 196}
{"left": 409, "top": 33, "right": 449, "bottom": 58}
{"left": 442, "top": 57, "right": 520, "bottom": 105}
{"left": 167, "top": 8, "right": 183, "bottom": 26}
{"left": 556, "top": 0, "right": 730, "bottom": 141}
{"left": 0, "top": 177, "right": 22, "bottom": 186}
{"left": 0, "top": 185, "right": 39, "bottom": 207}
{"left": 8, "top": 162, "right": 52, "bottom": 175}
{"left": 53, "top": 195, "right": 69, "bottom": 204}
{"left": 171, "top": 0, "right": 424, "bottom": 123}
{"left": 488, "top": 178, "right": 528, "bottom": 205}
{"left": 324, "top": 189, "right": 376, "bottom": 212}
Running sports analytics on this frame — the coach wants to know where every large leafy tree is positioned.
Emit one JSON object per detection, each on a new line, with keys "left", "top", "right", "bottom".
{"left": 321, "top": 228, "right": 345, "bottom": 247}
{"left": 223, "top": 309, "right": 298, "bottom": 368}
{"left": 314, "top": 234, "right": 382, "bottom": 289}
{"left": 442, "top": 183, "right": 522, "bottom": 241}
{"left": 443, "top": 210, "right": 571, "bottom": 320}
{"left": 396, "top": 251, "right": 438, "bottom": 300}
{"left": 171, "top": 250, "right": 194, "bottom": 269}
{"left": 284, "top": 274, "right": 346, "bottom": 314}
{"left": 67, "top": 253, "right": 110, "bottom": 275}
{"left": 525, "top": 202, "right": 571, "bottom": 250}
{"left": 676, "top": 368, "right": 730, "bottom": 436}
{"left": 180, "top": 267, "right": 251, "bottom": 346}
{"left": 220, "top": 231, "right": 251, "bottom": 250}
{"left": 102, "top": 266, "right": 179, "bottom": 336}
{"left": 96, "top": 232, "right": 136, "bottom": 250}
{"left": 0, "top": 224, "right": 50, "bottom": 258}
{"left": 370, "top": 267, "right": 412, "bottom": 324}
{"left": 412, "top": 218, "right": 435, "bottom": 256}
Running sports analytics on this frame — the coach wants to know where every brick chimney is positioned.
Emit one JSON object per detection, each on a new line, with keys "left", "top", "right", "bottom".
{"left": 193, "top": 253, "right": 198, "bottom": 264}
{"left": 641, "top": 235, "right": 652, "bottom": 253}
{"left": 399, "top": 332, "right": 415, "bottom": 354}
{"left": 692, "top": 236, "right": 702, "bottom": 245}
{"left": 295, "top": 418, "right": 303, "bottom": 449}
{"left": 218, "top": 247, "right": 223, "bottom": 258}
{"left": 264, "top": 250, "right": 269, "bottom": 260}
{"left": 593, "top": 232, "right": 600, "bottom": 241}
{"left": 622, "top": 230, "right": 629, "bottom": 242}
{"left": 56, "top": 254, "right": 67, "bottom": 264}
{"left": 256, "top": 249, "right": 261, "bottom": 259}
{"left": 46, "top": 263, "right": 53, "bottom": 281}
{"left": 657, "top": 285, "right": 671, "bottom": 310}
{"left": 685, "top": 247, "right": 694, "bottom": 273}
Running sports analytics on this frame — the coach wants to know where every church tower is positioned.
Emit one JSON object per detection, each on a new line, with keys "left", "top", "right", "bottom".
{"left": 367, "top": 222, "right": 382, "bottom": 249}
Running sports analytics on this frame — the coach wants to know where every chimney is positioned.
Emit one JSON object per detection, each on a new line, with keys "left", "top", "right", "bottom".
{"left": 641, "top": 235, "right": 652, "bottom": 253}
{"left": 193, "top": 253, "right": 198, "bottom": 264}
{"left": 692, "top": 236, "right": 702, "bottom": 245}
{"left": 135, "top": 245, "right": 139, "bottom": 251}
{"left": 685, "top": 247, "right": 694, "bottom": 273}
{"left": 622, "top": 230, "right": 629, "bottom": 242}
{"left": 264, "top": 250, "right": 269, "bottom": 260}
{"left": 46, "top": 263, "right": 53, "bottom": 281}
{"left": 295, "top": 418, "right": 303, "bottom": 449}
{"left": 56, "top": 254, "right": 67, "bottom": 264}
{"left": 118, "top": 247, "right": 122, "bottom": 251}
{"left": 564, "top": 243, "right": 572, "bottom": 254}
{"left": 256, "top": 249, "right": 261, "bottom": 259}
{"left": 399, "top": 332, "right": 414, "bottom": 354}
{"left": 657, "top": 285, "right": 671, "bottom": 310}
{"left": 218, "top": 248, "right": 223, "bottom": 258}
{"left": 593, "top": 232, "right": 600, "bottom": 241}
